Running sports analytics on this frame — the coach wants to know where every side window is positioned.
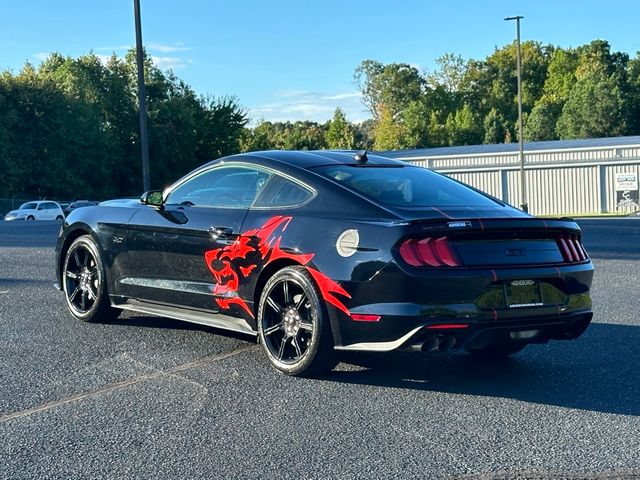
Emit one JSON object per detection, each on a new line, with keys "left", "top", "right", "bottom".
{"left": 254, "top": 175, "right": 314, "bottom": 208}
{"left": 166, "top": 166, "right": 271, "bottom": 208}
{"left": 37, "top": 204, "right": 45, "bottom": 210}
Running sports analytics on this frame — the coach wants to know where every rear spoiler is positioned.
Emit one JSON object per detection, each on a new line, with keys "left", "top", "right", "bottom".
{"left": 405, "top": 217, "right": 582, "bottom": 234}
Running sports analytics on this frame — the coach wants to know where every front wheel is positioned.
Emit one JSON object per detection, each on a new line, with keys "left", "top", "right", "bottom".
{"left": 26, "top": 215, "right": 35, "bottom": 221}
{"left": 257, "top": 266, "right": 337, "bottom": 376}
{"left": 62, "top": 235, "right": 120, "bottom": 322}
{"left": 56, "top": 215, "right": 64, "bottom": 221}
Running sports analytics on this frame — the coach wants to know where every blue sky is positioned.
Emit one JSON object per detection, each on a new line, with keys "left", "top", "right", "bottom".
{"left": 1, "top": 0, "right": 639, "bottom": 124}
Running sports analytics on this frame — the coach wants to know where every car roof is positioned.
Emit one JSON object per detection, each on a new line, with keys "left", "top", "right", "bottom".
{"left": 223, "top": 150, "right": 407, "bottom": 169}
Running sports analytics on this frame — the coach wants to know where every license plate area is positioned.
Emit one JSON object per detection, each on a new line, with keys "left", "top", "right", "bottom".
{"left": 504, "top": 280, "right": 543, "bottom": 308}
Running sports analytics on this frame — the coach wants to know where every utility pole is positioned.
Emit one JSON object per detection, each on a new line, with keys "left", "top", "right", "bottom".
{"left": 505, "top": 15, "right": 527, "bottom": 213}
{"left": 134, "top": 0, "right": 150, "bottom": 192}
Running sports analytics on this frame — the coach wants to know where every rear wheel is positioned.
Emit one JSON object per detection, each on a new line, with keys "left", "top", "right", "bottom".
{"left": 62, "top": 235, "right": 120, "bottom": 322}
{"left": 56, "top": 215, "right": 64, "bottom": 221}
{"left": 257, "top": 266, "right": 336, "bottom": 376}
{"left": 467, "top": 342, "right": 526, "bottom": 358}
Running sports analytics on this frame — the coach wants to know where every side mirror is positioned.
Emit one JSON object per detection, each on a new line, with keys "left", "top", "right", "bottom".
{"left": 140, "top": 190, "right": 164, "bottom": 207}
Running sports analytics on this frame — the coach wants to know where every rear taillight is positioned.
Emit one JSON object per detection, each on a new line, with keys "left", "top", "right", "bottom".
{"left": 556, "top": 234, "right": 588, "bottom": 263}
{"left": 399, "top": 237, "right": 461, "bottom": 267}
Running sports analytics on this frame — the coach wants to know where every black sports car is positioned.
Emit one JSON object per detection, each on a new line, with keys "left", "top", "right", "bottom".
{"left": 55, "top": 150, "right": 594, "bottom": 376}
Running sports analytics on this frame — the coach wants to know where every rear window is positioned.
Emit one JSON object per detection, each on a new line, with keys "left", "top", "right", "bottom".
{"left": 315, "top": 165, "right": 500, "bottom": 207}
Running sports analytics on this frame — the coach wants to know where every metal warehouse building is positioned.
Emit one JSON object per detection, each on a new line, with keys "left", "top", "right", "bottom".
{"left": 383, "top": 136, "right": 640, "bottom": 216}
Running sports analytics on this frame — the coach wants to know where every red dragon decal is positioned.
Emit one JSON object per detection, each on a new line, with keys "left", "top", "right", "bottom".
{"left": 204, "top": 216, "right": 351, "bottom": 318}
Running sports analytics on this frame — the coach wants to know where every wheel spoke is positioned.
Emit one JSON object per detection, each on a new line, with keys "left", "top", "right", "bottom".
{"left": 65, "top": 271, "right": 78, "bottom": 279}
{"left": 68, "top": 286, "right": 81, "bottom": 302}
{"left": 291, "top": 337, "right": 302, "bottom": 357}
{"left": 73, "top": 251, "right": 82, "bottom": 268}
{"left": 277, "top": 336, "right": 288, "bottom": 360}
{"left": 80, "top": 290, "right": 87, "bottom": 310}
{"left": 87, "top": 286, "right": 97, "bottom": 301}
{"left": 294, "top": 292, "right": 308, "bottom": 311}
{"left": 267, "top": 296, "right": 282, "bottom": 314}
{"left": 263, "top": 322, "right": 283, "bottom": 336}
{"left": 299, "top": 321, "right": 313, "bottom": 332}
{"left": 282, "top": 280, "right": 290, "bottom": 304}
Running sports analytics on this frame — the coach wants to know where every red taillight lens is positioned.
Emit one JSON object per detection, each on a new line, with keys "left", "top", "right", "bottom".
{"left": 426, "top": 323, "right": 469, "bottom": 330}
{"left": 557, "top": 234, "right": 588, "bottom": 263}
{"left": 350, "top": 313, "right": 381, "bottom": 322}
{"left": 399, "top": 236, "right": 461, "bottom": 267}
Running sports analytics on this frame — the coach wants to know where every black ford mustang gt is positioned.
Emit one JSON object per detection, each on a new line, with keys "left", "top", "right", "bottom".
{"left": 55, "top": 150, "right": 594, "bottom": 376}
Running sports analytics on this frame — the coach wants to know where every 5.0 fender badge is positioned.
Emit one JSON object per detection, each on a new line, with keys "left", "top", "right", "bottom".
{"left": 336, "top": 229, "right": 359, "bottom": 257}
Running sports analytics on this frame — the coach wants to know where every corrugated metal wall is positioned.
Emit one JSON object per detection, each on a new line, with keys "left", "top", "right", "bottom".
{"left": 404, "top": 145, "right": 640, "bottom": 215}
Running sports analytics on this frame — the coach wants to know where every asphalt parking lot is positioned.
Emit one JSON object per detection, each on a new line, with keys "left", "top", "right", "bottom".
{"left": 1, "top": 219, "right": 639, "bottom": 479}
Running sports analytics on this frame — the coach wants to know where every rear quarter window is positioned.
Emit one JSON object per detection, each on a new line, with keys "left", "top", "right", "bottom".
{"left": 253, "top": 175, "right": 314, "bottom": 208}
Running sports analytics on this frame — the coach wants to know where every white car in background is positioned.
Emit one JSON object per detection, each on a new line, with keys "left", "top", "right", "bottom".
{"left": 3, "top": 201, "right": 65, "bottom": 221}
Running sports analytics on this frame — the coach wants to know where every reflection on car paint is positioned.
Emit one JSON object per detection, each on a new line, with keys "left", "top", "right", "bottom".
{"left": 204, "top": 215, "right": 351, "bottom": 318}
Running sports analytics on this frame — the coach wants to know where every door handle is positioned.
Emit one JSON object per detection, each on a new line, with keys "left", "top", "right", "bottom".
{"left": 208, "top": 226, "right": 234, "bottom": 240}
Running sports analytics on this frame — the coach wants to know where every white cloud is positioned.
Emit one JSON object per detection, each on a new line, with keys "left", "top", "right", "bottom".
{"left": 32, "top": 52, "right": 49, "bottom": 61}
{"left": 151, "top": 56, "right": 192, "bottom": 70}
{"left": 322, "top": 92, "right": 362, "bottom": 101}
{"left": 248, "top": 90, "right": 369, "bottom": 124}
{"left": 147, "top": 42, "right": 191, "bottom": 53}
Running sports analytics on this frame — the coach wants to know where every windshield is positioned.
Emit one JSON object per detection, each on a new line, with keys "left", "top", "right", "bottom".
{"left": 315, "top": 165, "right": 501, "bottom": 208}
{"left": 19, "top": 202, "right": 38, "bottom": 210}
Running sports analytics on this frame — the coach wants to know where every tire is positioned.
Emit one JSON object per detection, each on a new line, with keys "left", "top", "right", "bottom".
{"left": 257, "top": 266, "right": 337, "bottom": 376}
{"left": 56, "top": 215, "right": 64, "bottom": 221}
{"left": 62, "top": 235, "right": 120, "bottom": 322}
{"left": 26, "top": 216, "right": 35, "bottom": 221}
{"left": 467, "top": 342, "right": 527, "bottom": 358}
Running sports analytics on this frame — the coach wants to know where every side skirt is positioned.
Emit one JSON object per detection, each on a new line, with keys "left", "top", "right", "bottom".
{"left": 110, "top": 296, "right": 258, "bottom": 338}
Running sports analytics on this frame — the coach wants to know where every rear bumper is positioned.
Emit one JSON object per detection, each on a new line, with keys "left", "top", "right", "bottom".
{"left": 335, "top": 310, "right": 593, "bottom": 352}
{"left": 330, "top": 259, "right": 594, "bottom": 350}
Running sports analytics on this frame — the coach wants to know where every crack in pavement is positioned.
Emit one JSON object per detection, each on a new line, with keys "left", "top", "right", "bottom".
{"left": 0, "top": 344, "right": 258, "bottom": 423}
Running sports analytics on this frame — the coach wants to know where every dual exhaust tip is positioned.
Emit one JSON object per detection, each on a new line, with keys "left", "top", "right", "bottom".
{"left": 405, "top": 335, "right": 456, "bottom": 353}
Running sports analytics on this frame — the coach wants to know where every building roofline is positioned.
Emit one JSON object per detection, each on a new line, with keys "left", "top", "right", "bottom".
{"left": 379, "top": 135, "right": 640, "bottom": 160}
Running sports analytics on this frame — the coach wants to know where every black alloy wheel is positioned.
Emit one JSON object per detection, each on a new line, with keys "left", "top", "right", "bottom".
{"left": 63, "top": 235, "right": 119, "bottom": 322}
{"left": 258, "top": 266, "right": 336, "bottom": 376}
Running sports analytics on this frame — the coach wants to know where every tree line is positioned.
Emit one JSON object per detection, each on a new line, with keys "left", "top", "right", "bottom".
{"left": 0, "top": 51, "right": 246, "bottom": 200}
{"left": 354, "top": 39, "right": 640, "bottom": 150}
{"left": 1, "top": 39, "right": 639, "bottom": 199}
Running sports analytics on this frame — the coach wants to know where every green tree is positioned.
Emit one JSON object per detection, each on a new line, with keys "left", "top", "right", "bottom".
{"left": 483, "top": 108, "right": 508, "bottom": 144}
{"left": 0, "top": 50, "right": 247, "bottom": 199}
{"left": 524, "top": 48, "right": 579, "bottom": 140}
{"left": 445, "top": 104, "right": 483, "bottom": 146}
{"left": 556, "top": 41, "right": 630, "bottom": 139}
{"left": 354, "top": 60, "right": 425, "bottom": 118}
{"left": 373, "top": 104, "right": 404, "bottom": 150}
{"left": 556, "top": 68, "right": 627, "bottom": 138}
{"left": 325, "top": 107, "right": 356, "bottom": 149}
